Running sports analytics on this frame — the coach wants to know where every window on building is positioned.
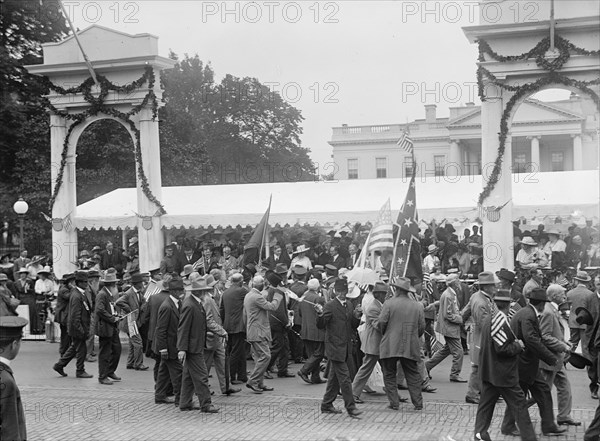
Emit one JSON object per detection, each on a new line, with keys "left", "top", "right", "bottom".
{"left": 434, "top": 155, "right": 445, "bottom": 177}
{"left": 514, "top": 153, "right": 528, "bottom": 173}
{"left": 404, "top": 158, "right": 414, "bottom": 178}
{"left": 551, "top": 152, "right": 564, "bottom": 171}
{"left": 375, "top": 157, "right": 387, "bottom": 178}
{"left": 347, "top": 158, "right": 359, "bottom": 179}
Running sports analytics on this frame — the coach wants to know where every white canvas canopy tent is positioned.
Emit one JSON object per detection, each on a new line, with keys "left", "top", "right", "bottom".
{"left": 74, "top": 170, "right": 599, "bottom": 230}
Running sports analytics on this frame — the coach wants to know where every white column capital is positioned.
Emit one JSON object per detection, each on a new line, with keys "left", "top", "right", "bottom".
{"left": 449, "top": 139, "right": 461, "bottom": 145}
{"left": 570, "top": 133, "right": 582, "bottom": 139}
{"left": 138, "top": 107, "right": 157, "bottom": 122}
{"left": 526, "top": 135, "right": 541, "bottom": 141}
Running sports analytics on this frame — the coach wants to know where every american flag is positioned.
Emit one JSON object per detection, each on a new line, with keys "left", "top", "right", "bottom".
{"left": 423, "top": 271, "right": 434, "bottom": 297}
{"left": 491, "top": 311, "right": 509, "bottom": 346}
{"left": 366, "top": 199, "right": 394, "bottom": 252}
{"left": 143, "top": 279, "right": 162, "bottom": 301}
{"left": 391, "top": 173, "right": 422, "bottom": 280}
{"left": 397, "top": 131, "right": 414, "bottom": 154}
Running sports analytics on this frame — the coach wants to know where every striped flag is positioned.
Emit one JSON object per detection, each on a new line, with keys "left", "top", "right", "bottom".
{"left": 143, "top": 279, "right": 162, "bottom": 301}
{"left": 63, "top": 213, "right": 73, "bottom": 232}
{"left": 366, "top": 199, "right": 394, "bottom": 252}
{"left": 491, "top": 311, "right": 509, "bottom": 346}
{"left": 423, "top": 271, "right": 434, "bottom": 297}
{"left": 396, "top": 131, "right": 414, "bottom": 153}
{"left": 391, "top": 173, "right": 422, "bottom": 280}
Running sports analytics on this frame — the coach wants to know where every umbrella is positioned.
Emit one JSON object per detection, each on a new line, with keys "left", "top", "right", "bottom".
{"left": 346, "top": 267, "right": 379, "bottom": 286}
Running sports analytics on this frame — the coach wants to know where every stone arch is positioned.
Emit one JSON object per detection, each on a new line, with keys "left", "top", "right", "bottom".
{"left": 69, "top": 114, "right": 138, "bottom": 158}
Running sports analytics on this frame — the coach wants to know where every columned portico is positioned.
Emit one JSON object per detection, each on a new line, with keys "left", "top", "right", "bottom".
{"left": 529, "top": 136, "right": 541, "bottom": 171}
{"left": 448, "top": 139, "right": 461, "bottom": 176}
{"left": 572, "top": 134, "right": 583, "bottom": 170}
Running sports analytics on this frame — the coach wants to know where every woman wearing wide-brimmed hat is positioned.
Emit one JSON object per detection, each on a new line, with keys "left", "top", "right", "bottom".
{"left": 516, "top": 236, "right": 548, "bottom": 269}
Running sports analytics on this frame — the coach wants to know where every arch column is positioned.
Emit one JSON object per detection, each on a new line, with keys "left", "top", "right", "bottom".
{"left": 528, "top": 135, "right": 541, "bottom": 172}
{"left": 50, "top": 114, "right": 78, "bottom": 278}
{"left": 480, "top": 93, "right": 514, "bottom": 272}
{"left": 572, "top": 134, "right": 583, "bottom": 170}
{"left": 448, "top": 139, "right": 461, "bottom": 176}
{"left": 136, "top": 108, "right": 164, "bottom": 272}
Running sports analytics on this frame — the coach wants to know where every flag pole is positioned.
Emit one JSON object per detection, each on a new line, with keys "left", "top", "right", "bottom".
{"left": 389, "top": 221, "right": 402, "bottom": 281}
{"left": 257, "top": 194, "right": 272, "bottom": 267}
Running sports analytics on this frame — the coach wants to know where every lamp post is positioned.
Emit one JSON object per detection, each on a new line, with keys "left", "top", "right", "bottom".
{"left": 13, "top": 197, "right": 29, "bottom": 253}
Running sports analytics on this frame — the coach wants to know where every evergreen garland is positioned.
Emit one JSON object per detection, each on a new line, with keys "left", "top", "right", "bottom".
{"left": 39, "top": 65, "right": 165, "bottom": 215}
{"left": 475, "top": 34, "right": 600, "bottom": 206}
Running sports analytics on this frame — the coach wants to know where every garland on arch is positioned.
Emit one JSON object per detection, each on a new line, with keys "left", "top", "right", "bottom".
{"left": 475, "top": 34, "right": 600, "bottom": 206}
{"left": 39, "top": 65, "right": 166, "bottom": 215}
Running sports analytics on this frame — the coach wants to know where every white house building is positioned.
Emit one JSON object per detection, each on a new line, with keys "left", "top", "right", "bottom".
{"left": 329, "top": 96, "right": 599, "bottom": 180}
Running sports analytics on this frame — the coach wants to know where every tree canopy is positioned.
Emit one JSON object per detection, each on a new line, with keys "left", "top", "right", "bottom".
{"left": 0, "top": 7, "right": 314, "bottom": 254}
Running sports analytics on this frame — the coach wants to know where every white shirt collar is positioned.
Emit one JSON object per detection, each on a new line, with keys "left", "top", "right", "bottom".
{"left": 170, "top": 295, "right": 179, "bottom": 306}
{"left": 0, "top": 356, "right": 11, "bottom": 367}
{"left": 550, "top": 302, "right": 559, "bottom": 311}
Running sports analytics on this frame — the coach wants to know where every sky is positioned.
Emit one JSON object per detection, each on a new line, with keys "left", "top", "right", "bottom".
{"left": 57, "top": 0, "right": 563, "bottom": 167}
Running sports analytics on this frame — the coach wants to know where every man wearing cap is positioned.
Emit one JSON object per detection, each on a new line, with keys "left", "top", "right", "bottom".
{"left": 567, "top": 271, "right": 594, "bottom": 354}
{"left": 501, "top": 287, "right": 565, "bottom": 437}
{"left": 243, "top": 275, "right": 283, "bottom": 393}
{"left": 426, "top": 273, "right": 466, "bottom": 383}
{"left": 297, "top": 278, "right": 326, "bottom": 384}
{"left": 423, "top": 244, "right": 440, "bottom": 274}
{"left": 462, "top": 272, "right": 498, "bottom": 404}
{"left": 378, "top": 277, "right": 424, "bottom": 411}
{"left": 351, "top": 282, "right": 391, "bottom": 403}
{"left": 474, "top": 290, "right": 536, "bottom": 441}
{"left": 116, "top": 273, "right": 148, "bottom": 371}
{"left": 55, "top": 273, "right": 75, "bottom": 355}
{"left": 177, "top": 278, "right": 222, "bottom": 413}
{"left": 220, "top": 273, "right": 249, "bottom": 385}
{"left": 53, "top": 271, "right": 93, "bottom": 379}
{"left": 315, "top": 277, "right": 362, "bottom": 417}
{"left": 0, "top": 316, "right": 28, "bottom": 441}
{"left": 539, "top": 284, "right": 580, "bottom": 426}
{"left": 95, "top": 270, "right": 123, "bottom": 385}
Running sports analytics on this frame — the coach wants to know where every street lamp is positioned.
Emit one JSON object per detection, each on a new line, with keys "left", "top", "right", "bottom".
{"left": 13, "top": 197, "right": 29, "bottom": 253}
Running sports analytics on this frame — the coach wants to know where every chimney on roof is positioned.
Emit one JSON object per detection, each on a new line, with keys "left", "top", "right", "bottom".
{"left": 425, "top": 104, "right": 436, "bottom": 123}
{"left": 342, "top": 124, "right": 348, "bottom": 127}
{"left": 466, "top": 102, "right": 475, "bottom": 107}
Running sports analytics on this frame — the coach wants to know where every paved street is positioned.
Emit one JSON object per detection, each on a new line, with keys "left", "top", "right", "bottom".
{"left": 12, "top": 339, "right": 597, "bottom": 440}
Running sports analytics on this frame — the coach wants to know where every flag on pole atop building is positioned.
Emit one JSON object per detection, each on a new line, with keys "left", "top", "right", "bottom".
{"left": 242, "top": 195, "right": 272, "bottom": 266}
{"left": 396, "top": 131, "right": 414, "bottom": 154}
{"left": 391, "top": 173, "right": 422, "bottom": 281}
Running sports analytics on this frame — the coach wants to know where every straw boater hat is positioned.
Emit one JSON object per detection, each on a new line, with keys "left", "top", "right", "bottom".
{"left": 38, "top": 266, "right": 52, "bottom": 276}
{"left": 428, "top": 244, "right": 438, "bottom": 253}
{"left": 293, "top": 244, "right": 310, "bottom": 255}
{"left": 520, "top": 236, "right": 537, "bottom": 246}
{"left": 574, "top": 270, "right": 591, "bottom": 283}
{"left": 16, "top": 267, "right": 29, "bottom": 274}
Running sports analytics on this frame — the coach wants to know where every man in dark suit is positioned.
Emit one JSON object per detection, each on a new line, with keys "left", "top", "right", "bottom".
{"left": 55, "top": 273, "right": 75, "bottom": 356}
{"left": 99, "top": 242, "right": 126, "bottom": 276}
{"left": 177, "top": 279, "right": 222, "bottom": 413}
{"left": 0, "top": 316, "right": 28, "bottom": 441}
{"left": 264, "top": 245, "right": 286, "bottom": 271}
{"left": 94, "top": 271, "right": 123, "bottom": 385}
{"left": 297, "top": 278, "right": 326, "bottom": 384}
{"left": 220, "top": 273, "right": 248, "bottom": 384}
{"left": 501, "top": 288, "right": 566, "bottom": 437}
{"left": 329, "top": 245, "right": 345, "bottom": 270}
{"left": 345, "top": 243, "right": 361, "bottom": 269}
{"left": 115, "top": 273, "right": 148, "bottom": 371}
{"left": 159, "top": 245, "right": 178, "bottom": 276}
{"left": 265, "top": 271, "right": 294, "bottom": 378}
{"left": 177, "top": 246, "right": 200, "bottom": 275}
{"left": 378, "top": 277, "right": 425, "bottom": 411}
{"left": 289, "top": 266, "right": 308, "bottom": 363}
{"left": 153, "top": 281, "right": 183, "bottom": 405}
{"left": 315, "top": 278, "right": 362, "bottom": 417}
{"left": 53, "top": 271, "right": 93, "bottom": 379}
{"left": 474, "top": 290, "right": 536, "bottom": 441}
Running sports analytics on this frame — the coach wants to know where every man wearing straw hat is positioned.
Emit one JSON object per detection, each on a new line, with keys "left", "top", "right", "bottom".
{"left": 95, "top": 270, "right": 123, "bottom": 385}
{"left": 473, "top": 289, "right": 535, "bottom": 441}
{"left": 463, "top": 272, "right": 498, "bottom": 405}
{"left": 177, "top": 278, "right": 222, "bottom": 412}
